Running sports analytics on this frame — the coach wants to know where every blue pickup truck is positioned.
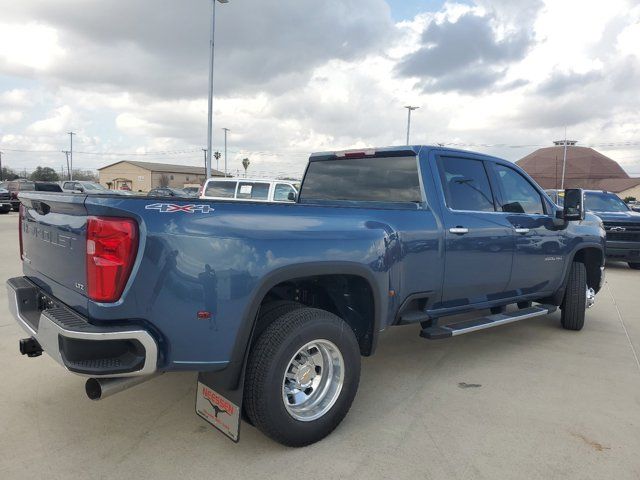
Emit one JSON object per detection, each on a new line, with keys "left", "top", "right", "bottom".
{"left": 7, "top": 146, "right": 605, "bottom": 446}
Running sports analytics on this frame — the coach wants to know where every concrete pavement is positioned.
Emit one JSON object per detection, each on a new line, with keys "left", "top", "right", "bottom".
{"left": 0, "top": 211, "right": 639, "bottom": 479}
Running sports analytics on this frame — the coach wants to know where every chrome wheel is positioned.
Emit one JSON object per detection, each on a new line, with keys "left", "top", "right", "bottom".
{"left": 586, "top": 287, "right": 596, "bottom": 309}
{"left": 282, "top": 340, "right": 344, "bottom": 422}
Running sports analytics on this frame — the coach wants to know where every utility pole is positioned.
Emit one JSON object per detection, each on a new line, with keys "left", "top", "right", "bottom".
{"left": 223, "top": 127, "right": 230, "bottom": 176}
{"left": 202, "top": 148, "right": 208, "bottom": 174}
{"left": 68, "top": 132, "right": 76, "bottom": 180}
{"left": 207, "top": 0, "right": 230, "bottom": 179}
{"left": 404, "top": 106, "right": 419, "bottom": 145}
{"left": 560, "top": 128, "right": 568, "bottom": 190}
{"left": 62, "top": 151, "right": 71, "bottom": 180}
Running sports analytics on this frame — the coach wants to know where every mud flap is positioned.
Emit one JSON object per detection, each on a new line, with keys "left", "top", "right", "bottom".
{"left": 195, "top": 370, "right": 245, "bottom": 443}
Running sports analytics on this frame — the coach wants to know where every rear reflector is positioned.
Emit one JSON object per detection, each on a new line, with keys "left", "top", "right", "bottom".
{"left": 86, "top": 217, "right": 138, "bottom": 302}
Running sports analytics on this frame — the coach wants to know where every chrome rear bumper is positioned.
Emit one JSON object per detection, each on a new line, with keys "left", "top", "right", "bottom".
{"left": 6, "top": 277, "right": 158, "bottom": 378}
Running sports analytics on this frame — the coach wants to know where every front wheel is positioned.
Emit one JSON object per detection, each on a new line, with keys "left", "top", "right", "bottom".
{"left": 560, "top": 262, "right": 587, "bottom": 331}
{"left": 629, "top": 263, "right": 640, "bottom": 270}
{"left": 244, "top": 307, "right": 361, "bottom": 447}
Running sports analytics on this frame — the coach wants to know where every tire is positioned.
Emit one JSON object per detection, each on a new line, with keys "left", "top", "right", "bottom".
{"left": 629, "top": 263, "right": 640, "bottom": 270}
{"left": 11, "top": 205, "right": 19, "bottom": 212}
{"left": 560, "top": 262, "right": 587, "bottom": 331}
{"left": 244, "top": 307, "right": 361, "bottom": 447}
{"left": 0, "top": 209, "right": 9, "bottom": 215}
{"left": 254, "top": 300, "right": 303, "bottom": 337}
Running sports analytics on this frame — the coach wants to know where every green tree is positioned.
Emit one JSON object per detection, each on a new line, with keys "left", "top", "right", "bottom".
{"left": 1, "top": 166, "right": 19, "bottom": 181}
{"left": 623, "top": 196, "right": 637, "bottom": 203}
{"left": 71, "top": 169, "right": 98, "bottom": 182}
{"left": 30, "top": 167, "right": 59, "bottom": 182}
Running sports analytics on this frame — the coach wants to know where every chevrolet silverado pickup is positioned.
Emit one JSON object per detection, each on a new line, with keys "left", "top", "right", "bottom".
{"left": 6, "top": 146, "right": 605, "bottom": 447}
{"left": 547, "top": 189, "right": 640, "bottom": 269}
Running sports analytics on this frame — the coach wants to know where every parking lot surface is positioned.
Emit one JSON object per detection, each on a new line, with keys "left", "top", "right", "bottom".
{"left": 1, "top": 210, "right": 639, "bottom": 479}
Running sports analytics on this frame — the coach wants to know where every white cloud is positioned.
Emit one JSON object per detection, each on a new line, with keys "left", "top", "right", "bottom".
{"left": 0, "top": 111, "right": 23, "bottom": 125}
{"left": 0, "top": 22, "right": 65, "bottom": 70}
{"left": 26, "top": 105, "right": 73, "bottom": 134}
{"left": 0, "top": 0, "right": 639, "bottom": 178}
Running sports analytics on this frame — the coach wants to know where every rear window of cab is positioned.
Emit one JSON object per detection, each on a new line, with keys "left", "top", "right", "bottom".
{"left": 300, "top": 156, "right": 422, "bottom": 203}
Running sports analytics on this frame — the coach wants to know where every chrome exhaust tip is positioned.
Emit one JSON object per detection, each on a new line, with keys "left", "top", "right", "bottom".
{"left": 85, "top": 374, "right": 161, "bottom": 401}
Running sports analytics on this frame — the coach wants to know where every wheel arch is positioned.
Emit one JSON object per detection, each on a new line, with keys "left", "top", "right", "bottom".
{"left": 549, "top": 243, "right": 605, "bottom": 305}
{"left": 223, "top": 262, "right": 386, "bottom": 390}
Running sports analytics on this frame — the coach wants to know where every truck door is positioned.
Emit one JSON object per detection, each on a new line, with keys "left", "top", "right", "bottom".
{"left": 488, "top": 162, "right": 567, "bottom": 296}
{"left": 435, "top": 155, "right": 515, "bottom": 308}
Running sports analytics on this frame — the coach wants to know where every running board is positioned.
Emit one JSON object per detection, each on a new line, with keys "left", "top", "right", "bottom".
{"left": 420, "top": 305, "right": 557, "bottom": 340}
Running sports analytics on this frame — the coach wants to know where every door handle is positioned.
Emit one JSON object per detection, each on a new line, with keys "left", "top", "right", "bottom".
{"left": 449, "top": 227, "right": 469, "bottom": 235}
{"left": 515, "top": 227, "right": 530, "bottom": 234}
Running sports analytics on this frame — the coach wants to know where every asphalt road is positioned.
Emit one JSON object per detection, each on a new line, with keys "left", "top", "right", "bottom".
{"left": 1, "top": 211, "right": 639, "bottom": 479}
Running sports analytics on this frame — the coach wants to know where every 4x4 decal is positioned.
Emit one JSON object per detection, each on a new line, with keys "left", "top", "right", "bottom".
{"left": 145, "top": 203, "right": 214, "bottom": 214}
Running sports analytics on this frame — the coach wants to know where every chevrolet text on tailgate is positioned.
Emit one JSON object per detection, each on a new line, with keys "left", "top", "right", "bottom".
{"left": 7, "top": 146, "right": 606, "bottom": 447}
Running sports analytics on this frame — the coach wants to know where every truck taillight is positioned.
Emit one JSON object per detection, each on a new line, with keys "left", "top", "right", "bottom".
{"left": 86, "top": 217, "right": 138, "bottom": 302}
{"left": 18, "top": 204, "right": 24, "bottom": 260}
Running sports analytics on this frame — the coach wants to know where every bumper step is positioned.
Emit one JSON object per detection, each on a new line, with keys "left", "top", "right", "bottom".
{"left": 7, "top": 276, "right": 158, "bottom": 377}
{"left": 420, "top": 305, "right": 557, "bottom": 340}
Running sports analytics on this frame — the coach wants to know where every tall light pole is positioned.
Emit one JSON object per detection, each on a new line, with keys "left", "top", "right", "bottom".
{"left": 222, "top": 127, "right": 230, "bottom": 176}
{"left": 0, "top": 151, "right": 3, "bottom": 181}
{"left": 68, "top": 132, "right": 76, "bottom": 180}
{"left": 404, "top": 106, "right": 419, "bottom": 145}
{"left": 555, "top": 128, "right": 578, "bottom": 191}
{"left": 560, "top": 144, "right": 568, "bottom": 190}
{"left": 62, "top": 151, "right": 71, "bottom": 180}
{"left": 242, "top": 157, "right": 250, "bottom": 178}
{"left": 206, "top": 0, "right": 229, "bottom": 179}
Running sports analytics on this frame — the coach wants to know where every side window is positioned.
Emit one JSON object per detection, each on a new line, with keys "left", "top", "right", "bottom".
{"left": 204, "top": 181, "right": 236, "bottom": 198}
{"left": 439, "top": 157, "right": 495, "bottom": 212}
{"left": 493, "top": 164, "right": 544, "bottom": 215}
{"left": 237, "top": 182, "right": 270, "bottom": 200}
{"left": 274, "top": 184, "right": 296, "bottom": 202}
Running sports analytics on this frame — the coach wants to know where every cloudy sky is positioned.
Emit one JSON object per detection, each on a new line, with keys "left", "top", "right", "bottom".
{"left": 1, "top": 0, "right": 639, "bottom": 179}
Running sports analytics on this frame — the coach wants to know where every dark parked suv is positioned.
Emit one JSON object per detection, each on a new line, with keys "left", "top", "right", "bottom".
{"left": 0, "top": 187, "right": 11, "bottom": 213}
{"left": 1, "top": 180, "right": 35, "bottom": 211}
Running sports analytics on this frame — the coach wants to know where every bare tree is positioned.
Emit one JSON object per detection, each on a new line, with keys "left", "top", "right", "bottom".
{"left": 159, "top": 174, "right": 170, "bottom": 187}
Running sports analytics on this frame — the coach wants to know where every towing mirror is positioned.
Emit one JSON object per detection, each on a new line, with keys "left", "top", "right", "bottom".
{"left": 563, "top": 189, "right": 585, "bottom": 221}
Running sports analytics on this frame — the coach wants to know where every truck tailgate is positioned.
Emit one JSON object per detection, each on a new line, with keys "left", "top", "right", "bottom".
{"left": 20, "top": 193, "right": 89, "bottom": 309}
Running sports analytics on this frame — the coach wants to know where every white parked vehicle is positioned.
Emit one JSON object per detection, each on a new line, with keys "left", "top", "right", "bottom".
{"left": 60, "top": 181, "right": 132, "bottom": 195}
{"left": 200, "top": 178, "right": 298, "bottom": 203}
{"left": 60, "top": 181, "right": 110, "bottom": 194}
